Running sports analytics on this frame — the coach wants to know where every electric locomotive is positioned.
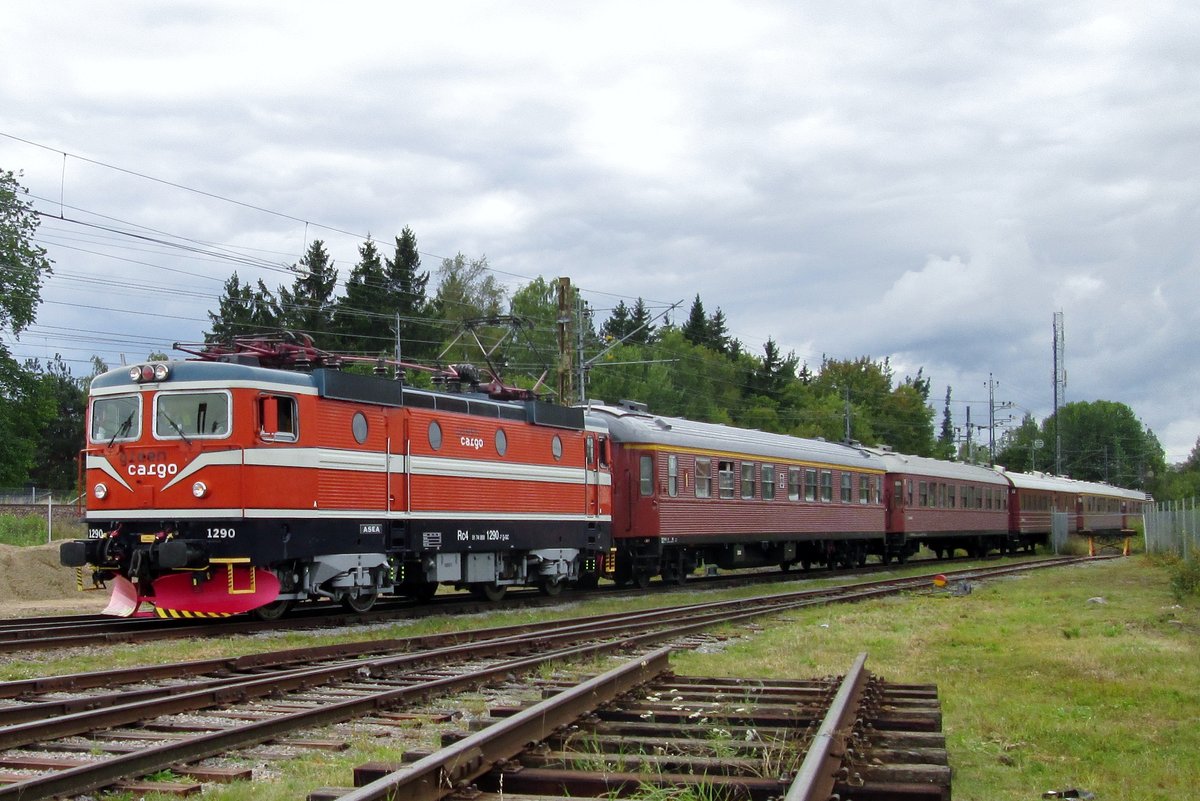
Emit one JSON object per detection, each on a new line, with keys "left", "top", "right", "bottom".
{"left": 60, "top": 337, "right": 613, "bottom": 618}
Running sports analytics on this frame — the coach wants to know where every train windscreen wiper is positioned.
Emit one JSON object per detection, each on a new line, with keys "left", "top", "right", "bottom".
{"left": 160, "top": 411, "right": 192, "bottom": 445}
{"left": 108, "top": 413, "right": 134, "bottom": 447}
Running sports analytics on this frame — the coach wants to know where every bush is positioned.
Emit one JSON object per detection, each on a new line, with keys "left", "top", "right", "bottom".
{"left": 1169, "top": 557, "right": 1200, "bottom": 602}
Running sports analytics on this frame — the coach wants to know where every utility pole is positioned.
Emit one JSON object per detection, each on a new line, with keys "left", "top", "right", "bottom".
{"left": 575, "top": 295, "right": 587, "bottom": 404}
{"left": 843, "top": 386, "right": 851, "bottom": 443}
{"left": 1053, "top": 311, "right": 1066, "bottom": 474}
{"left": 986, "top": 373, "right": 1014, "bottom": 466}
{"left": 556, "top": 277, "right": 572, "bottom": 404}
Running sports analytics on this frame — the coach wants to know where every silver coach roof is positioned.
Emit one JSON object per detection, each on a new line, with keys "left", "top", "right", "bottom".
{"left": 997, "top": 469, "right": 1148, "bottom": 501}
{"left": 860, "top": 447, "right": 1010, "bottom": 485}
{"left": 587, "top": 404, "right": 885, "bottom": 472}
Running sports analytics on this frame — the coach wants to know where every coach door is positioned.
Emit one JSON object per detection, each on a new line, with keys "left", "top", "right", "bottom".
{"left": 887, "top": 478, "right": 906, "bottom": 533}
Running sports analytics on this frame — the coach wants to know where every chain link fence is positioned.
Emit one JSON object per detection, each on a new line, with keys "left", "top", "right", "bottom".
{"left": 1144, "top": 498, "right": 1199, "bottom": 560}
{"left": 0, "top": 487, "right": 82, "bottom": 544}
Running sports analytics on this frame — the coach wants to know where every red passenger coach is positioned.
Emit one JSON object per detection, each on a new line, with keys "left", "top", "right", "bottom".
{"left": 590, "top": 402, "right": 887, "bottom": 585}
{"left": 868, "top": 449, "right": 1013, "bottom": 559}
{"left": 61, "top": 346, "right": 612, "bottom": 617}
{"left": 1004, "top": 470, "right": 1148, "bottom": 546}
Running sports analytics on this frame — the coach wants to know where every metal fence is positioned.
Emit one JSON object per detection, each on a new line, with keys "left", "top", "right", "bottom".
{"left": 1144, "top": 498, "right": 1200, "bottom": 559}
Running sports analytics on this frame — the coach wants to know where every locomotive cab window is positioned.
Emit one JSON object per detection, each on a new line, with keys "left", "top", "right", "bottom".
{"left": 154, "top": 391, "right": 230, "bottom": 439}
{"left": 258, "top": 394, "right": 297, "bottom": 442}
{"left": 90, "top": 394, "right": 142, "bottom": 444}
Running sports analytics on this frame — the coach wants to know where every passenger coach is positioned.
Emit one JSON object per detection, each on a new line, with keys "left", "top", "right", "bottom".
{"left": 866, "top": 448, "right": 1013, "bottom": 560}
{"left": 591, "top": 402, "right": 887, "bottom": 585}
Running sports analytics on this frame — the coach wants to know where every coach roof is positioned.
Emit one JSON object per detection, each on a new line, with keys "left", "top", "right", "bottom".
{"left": 588, "top": 404, "right": 884, "bottom": 471}
{"left": 862, "top": 447, "right": 1010, "bottom": 485}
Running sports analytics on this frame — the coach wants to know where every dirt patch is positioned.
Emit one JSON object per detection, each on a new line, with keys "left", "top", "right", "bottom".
{"left": 0, "top": 543, "right": 109, "bottom": 617}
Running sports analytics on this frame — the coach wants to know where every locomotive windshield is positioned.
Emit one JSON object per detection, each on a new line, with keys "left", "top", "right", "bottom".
{"left": 90, "top": 395, "right": 141, "bottom": 444}
{"left": 154, "top": 391, "right": 231, "bottom": 439}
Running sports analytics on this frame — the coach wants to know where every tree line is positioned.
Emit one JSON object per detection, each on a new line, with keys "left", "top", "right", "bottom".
{"left": 0, "top": 168, "right": 1177, "bottom": 496}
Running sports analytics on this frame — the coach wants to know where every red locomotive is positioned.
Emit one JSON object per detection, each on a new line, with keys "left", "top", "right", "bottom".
{"left": 61, "top": 336, "right": 612, "bottom": 618}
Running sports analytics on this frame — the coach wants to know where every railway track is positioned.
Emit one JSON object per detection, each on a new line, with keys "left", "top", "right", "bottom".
{"left": 0, "top": 553, "right": 1083, "bottom": 653}
{"left": 317, "top": 647, "right": 949, "bottom": 801}
{"left": 0, "top": 556, "right": 1092, "bottom": 798}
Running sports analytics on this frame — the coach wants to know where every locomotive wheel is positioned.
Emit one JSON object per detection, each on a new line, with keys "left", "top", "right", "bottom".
{"left": 340, "top": 591, "right": 378, "bottom": 613}
{"left": 252, "top": 599, "right": 292, "bottom": 621}
{"left": 633, "top": 570, "right": 652, "bottom": 589}
{"left": 539, "top": 577, "right": 565, "bottom": 597}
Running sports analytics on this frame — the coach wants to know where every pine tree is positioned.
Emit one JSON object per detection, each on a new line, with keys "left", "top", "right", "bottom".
{"left": 629, "top": 298, "right": 655, "bottom": 344}
{"left": 207, "top": 273, "right": 280, "bottom": 342}
{"left": 278, "top": 240, "right": 338, "bottom": 338}
{"left": 385, "top": 227, "right": 435, "bottom": 360}
{"left": 938, "top": 386, "right": 956, "bottom": 458}
{"left": 681, "top": 294, "right": 708, "bottom": 347}
{"left": 707, "top": 308, "right": 729, "bottom": 355}
{"left": 335, "top": 237, "right": 388, "bottom": 352}
{"left": 601, "top": 300, "right": 634, "bottom": 342}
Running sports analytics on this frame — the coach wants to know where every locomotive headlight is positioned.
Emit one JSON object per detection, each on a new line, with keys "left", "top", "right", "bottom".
{"left": 94, "top": 483, "right": 108, "bottom": 500}
{"left": 192, "top": 481, "right": 209, "bottom": 499}
{"left": 128, "top": 366, "right": 142, "bottom": 381}
{"left": 152, "top": 363, "right": 170, "bottom": 381}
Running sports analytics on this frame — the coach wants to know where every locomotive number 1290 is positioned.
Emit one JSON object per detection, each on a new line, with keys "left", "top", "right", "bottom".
{"left": 206, "top": 528, "right": 237, "bottom": 539}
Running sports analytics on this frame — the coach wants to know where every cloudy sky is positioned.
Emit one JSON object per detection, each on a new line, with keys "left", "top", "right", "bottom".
{"left": 2, "top": 1, "right": 1198, "bottom": 462}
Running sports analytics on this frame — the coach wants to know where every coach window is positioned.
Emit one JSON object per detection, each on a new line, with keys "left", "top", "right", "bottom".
{"left": 788, "top": 467, "right": 800, "bottom": 501}
{"left": 918, "top": 481, "right": 928, "bottom": 508}
{"left": 805, "top": 468, "right": 818, "bottom": 502}
{"left": 496, "top": 428, "right": 508, "bottom": 456}
{"left": 906, "top": 480, "right": 914, "bottom": 506}
{"left": 741, "top": 462, "right": 756, "bottom": 499}
{"left": 668, "top": 454, "right": 679, "bottom": 497}
{"left": 820, "top": 470, "right": 833, "bottom": 502}
{"left": 718, "top": 461, "right": 735, "bottom": 499}
{"left": 695, "top": 458, "right": 712, "bottom": 498}
{"left": 762, "top": 464, "right": 775, "bottom": 500}
{"left": 859, "top": 474, "right": 869, "bottom": 504}
{"left": 639, "top": 454, "right": 654, "bottom": 496}
{"left": 948, "top": 484, "right": 956, "bottom": 508}
{"left": 840, "top": 473, "right": 852, "bottom": 503}
{"left": 91, "top": 394, "right": 141, "bottom": 443}
{"left": 873, "top": 476, "right": 881, "bottom": 504}
{"left": 155, "top": 391, "right": 230, "bottom": 439}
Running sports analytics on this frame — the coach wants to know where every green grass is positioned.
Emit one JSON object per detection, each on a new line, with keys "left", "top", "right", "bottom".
{"left": 0, "top": 513, "right": 86, "bottom": 546}
{"left": 675, "top": 557, "right": 1200, "bottom": 801}
{"left": 6, "top": 556, "right": 1195, "bottom": 801}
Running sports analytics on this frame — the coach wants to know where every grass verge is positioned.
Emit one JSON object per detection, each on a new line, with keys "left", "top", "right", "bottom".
{"left": 676, "top": 557, "right": 1199, "bottom": 801}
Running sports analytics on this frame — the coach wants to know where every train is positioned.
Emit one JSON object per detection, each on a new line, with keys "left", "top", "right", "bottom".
{"left": 58, "top": 336, "right": 1148, "bottom": 618}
